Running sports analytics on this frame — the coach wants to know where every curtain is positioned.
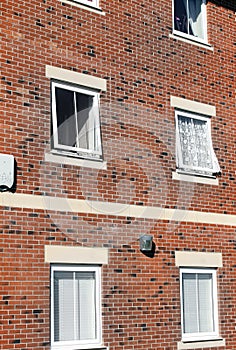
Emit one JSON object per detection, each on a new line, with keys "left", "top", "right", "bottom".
{"left": 76, "top": 93, "right": 93, "bottom": 150}
{"left": 177, "top": 115, "right": 220, "bottom": 173}
{"left": 189, "top": 0, "right": 204, "bottom": 39}
{"left": 76, "top": 93, "right": 101, "bottom": 153}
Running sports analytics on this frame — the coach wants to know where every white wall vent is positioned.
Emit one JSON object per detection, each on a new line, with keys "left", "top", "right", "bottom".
{"left": 0, "top": 154, "right": 15, "bottom": 192}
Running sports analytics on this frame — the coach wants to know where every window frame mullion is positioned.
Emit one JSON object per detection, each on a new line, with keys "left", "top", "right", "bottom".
{"left": 195, "top": 273, "right": 200, "bottom": 333}
{"left": 73, "top": 92, "right": 79, "bottom": 149}
{"left": 186, "top": 0, "right": 190, "bottom": 35}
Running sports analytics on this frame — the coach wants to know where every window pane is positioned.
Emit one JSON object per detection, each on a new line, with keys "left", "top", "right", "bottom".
{"left": 76, "top": 93, "right": 94, "bottom": 150}
{"left": 198, "top": 274, "right": 214, "bottom": 332}
{"left": 174, "top": 0, "right": 205, "bottom": 38}
{"left": 182, "top": 273, "right": 198, "bottom": 333}
{"left": 54, "top": 271, "right": 74, "bottom": 341}
{"left": 182, "top": 272, "right": 215, "bottom": 335}
{"left": 174, "top": 0, "right": 188, "bottom": 34}
{"left": 76, "top": 272, "right": 96, "bottom": 340}
{"left": 55, "top": 87, "right": 77, "bottom": 147}
{"left": 177, "top": 115, "right": 213, "bottom": 170}
{"left": 189, "top": 0, "right": 204, "bottom": 39}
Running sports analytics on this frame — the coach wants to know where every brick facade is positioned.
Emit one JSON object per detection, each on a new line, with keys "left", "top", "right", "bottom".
{"left": 0, "top": 0, "right": 236, "bottom": 349}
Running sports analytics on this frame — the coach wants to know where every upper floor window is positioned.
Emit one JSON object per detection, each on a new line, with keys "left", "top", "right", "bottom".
{"left": 175, "top": 110, "right": 220, "bottom": 177}
{"left": 173, "top": 0, "right": 207, "bottom": 43}
{"left": 51, "top": 81, "right": 103, "bottom": 161}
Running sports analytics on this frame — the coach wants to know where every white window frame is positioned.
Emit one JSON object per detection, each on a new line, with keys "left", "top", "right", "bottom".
{"left": 175, "top": 110, "right": 219, "bottom": 175}
{"left": 51, "top": 264, "right": 102, "bottom": 350}
{"left": 51, "top": 80, "right": 103, "bottom": 161}
{"left": 172, "top": 0, "right": 208, "bottom": 44}
{"left": 180, "top": 268, "right": 219, "bottom": 342}
{"left": 71, "top": 0, "right": 99, "bottom": 9}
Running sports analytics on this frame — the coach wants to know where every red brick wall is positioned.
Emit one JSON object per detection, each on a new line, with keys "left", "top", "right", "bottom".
{"left": 1, "top": 0, "right": 236, "bottom": 349}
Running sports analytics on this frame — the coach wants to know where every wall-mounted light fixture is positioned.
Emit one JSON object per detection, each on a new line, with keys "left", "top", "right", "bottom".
{"left": 139, "top": 235, "right": 153, "bottom": 252}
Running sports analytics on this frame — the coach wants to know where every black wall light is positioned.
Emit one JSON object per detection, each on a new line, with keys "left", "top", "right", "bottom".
{"left": 139, "top": 235, "right": 153, "bottom": 252}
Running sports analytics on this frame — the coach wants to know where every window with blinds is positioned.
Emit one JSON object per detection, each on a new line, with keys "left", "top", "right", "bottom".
{"left": 51, "top": 81, "right": 103, "bottom": 161}
{"left": 180, "top": 268, "right": 219, "bottom": 341}
{"left": 51, "top": 265, "right": 102, "bottom": 349}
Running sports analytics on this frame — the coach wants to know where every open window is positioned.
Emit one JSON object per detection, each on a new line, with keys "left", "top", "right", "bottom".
{"left": 173, "top": 0, "right": 207, "bottom": 43}
{"left": 180, "top": 268, "right": 219, "bottom": 342}
{"left": 51, "top": 81, "right": 103, "bottom": 161}
{"left": 51, "top": 265, "right": 102, "bottom": 350}
{"left": 175, "top": 110, "right": 220, "bottom": 177}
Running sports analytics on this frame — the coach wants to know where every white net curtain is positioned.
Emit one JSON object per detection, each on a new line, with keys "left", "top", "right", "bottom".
{"left": 177, "top": 114, "right": 221, "bottom": 174}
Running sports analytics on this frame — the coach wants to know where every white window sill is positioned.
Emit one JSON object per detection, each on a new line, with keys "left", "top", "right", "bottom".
{"left": 178, "top": 339, "right": 225, "bottom": 349}
{"left": 172, "top": 171, "right": 219, "bottom": 186}
{"left": 51, "top": 346, "right": 108, "bottom": 350}
{"left": 59, "top": 0, "right": 105, "bottom": 15}
{"left": 169, "top": 33, "right": 213, "bottom": 51}
{"left": 45, "top": 152, "right": 107, "bottom": 170}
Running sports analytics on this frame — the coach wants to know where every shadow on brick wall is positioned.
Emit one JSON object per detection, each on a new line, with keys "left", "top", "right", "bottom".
{"left": 210, "top": 0, "right": 236, "bottom": 11}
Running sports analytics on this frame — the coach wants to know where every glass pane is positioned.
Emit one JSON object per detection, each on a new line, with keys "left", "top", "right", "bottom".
{"left": 189, "top": 0, "right": 204, "bottom": 38}
{"left": 76, "top": 93, "right": 99, "bottom": 150}
{"left": 198, "top": 274, "right": 214, "bottom": 332}
{"left": 178, "top": 115, "right": 213, "bottom": 170}
{"left": 76, "top": 272, "right": 96, "bottom": 340}
{"left": 54, "top": 271, "right": 74, "bottom": 341}
{"left": 75, "top": 93, "right": 94, "bottom": 150}
{"left": 182, "top": 273, "right": 198, "bottom": 333}
{"left": 55, "top": 87, "right": 77, "bottom": 147}
{"left": 174, "top": 0, "right": 188, "bottom": 34}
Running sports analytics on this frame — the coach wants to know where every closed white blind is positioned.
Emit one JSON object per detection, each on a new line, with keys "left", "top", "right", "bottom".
{"left": 182, "top": 273, "right": 198, "bottom": 333}
{"left": 54, "top": 271, "right": 96, "bottom": 342}
{"left": 78, "top": 275, "right": 96, "bottom": 340}
{"left": 182, "top": 272, "right": 214, "bottom": 334}
{"left": 54, "top": 272, "right": 74, "bottom": 341}
{"left": 198, "top": 274, "right": 214, "bottom": 332}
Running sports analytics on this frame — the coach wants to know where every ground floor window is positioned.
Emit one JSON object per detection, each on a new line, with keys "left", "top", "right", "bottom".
{"left": 51, "top": 265, "right": 101, "bottom": 349}
{"left": 180, "top": 268, "right": 219, "bottom": 342}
